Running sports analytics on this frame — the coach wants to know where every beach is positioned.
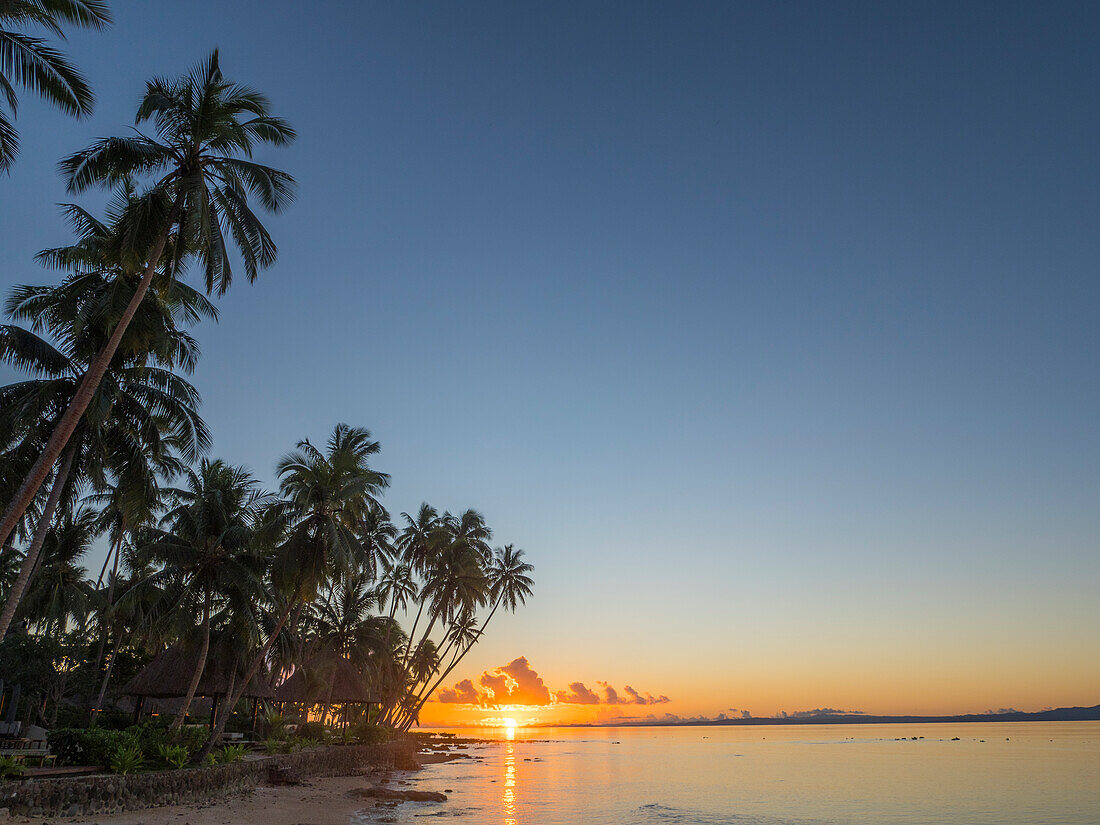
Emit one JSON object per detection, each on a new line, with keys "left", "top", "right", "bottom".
{"left": 10, "top": 774, "right": 413, "bottom": 825}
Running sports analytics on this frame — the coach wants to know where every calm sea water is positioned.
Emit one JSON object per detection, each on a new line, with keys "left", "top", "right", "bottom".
{"left": 352, "top": 722, "right": 1100, "bottom": 825}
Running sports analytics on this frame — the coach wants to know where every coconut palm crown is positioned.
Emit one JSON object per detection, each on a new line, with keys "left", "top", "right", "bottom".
{"left": 0, "top": 0, "right": 111, "bottom": 173}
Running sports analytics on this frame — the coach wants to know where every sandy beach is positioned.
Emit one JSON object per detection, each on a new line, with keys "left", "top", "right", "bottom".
{"left": 12, "top": 774, "right": 381, "bottom": 825}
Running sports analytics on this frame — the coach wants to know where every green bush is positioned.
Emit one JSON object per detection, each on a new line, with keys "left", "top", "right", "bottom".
{"left": 49, "top": 722, "right": 208, "bottom": 769}
{"left": 264, "top": 737, "right": 293, "bottom": 754}
{"left": 0, "top": 756, "right": 25, "bottom": 779}
{"left": 109, "top": 742, "right": 145, "bottom": 775}
{"left": 158, "top": 743, "right": 190, "bottom": 769}
{"left": 261, "top": 710, "right": 286, "bottom": 739}
{"left": 215, "top": 743, "right": 247, "bottom": 764}
{"left": 351, "top": 722, "right": 390, "bottom": 745}
{"left": 170, "top": 725, "right": 209, "bottom": 754}
{"left": 50, "top": 727, "right": 135, "bottom": 767}
{"left": 293, "top": 721, "right": 328, "bottom": 740}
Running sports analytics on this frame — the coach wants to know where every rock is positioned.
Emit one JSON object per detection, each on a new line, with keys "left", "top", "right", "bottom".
{"left": 267, "top": 766, "right": 302, "bottom": 786}
{"left": 350, "top": 787, "right": 447, "bottom": 803}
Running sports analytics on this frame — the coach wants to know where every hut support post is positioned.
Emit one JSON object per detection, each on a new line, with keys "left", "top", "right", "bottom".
{"left": 132, "top": 695, "right": 144, "bottom": 725}
{"left": 250, "top": 697, "right": 259, "bottom": 732}
{"left": 210, "top": 695, "right": 220, "bottom": 729}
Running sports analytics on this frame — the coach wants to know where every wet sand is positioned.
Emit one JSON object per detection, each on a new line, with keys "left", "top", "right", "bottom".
{"left": 15, "top": 774, "right": 378, "bottom": 825}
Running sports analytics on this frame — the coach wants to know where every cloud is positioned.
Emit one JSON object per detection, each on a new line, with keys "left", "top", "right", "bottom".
{"left": 438, "top": 679, "right": 480, "bottom": 704}
{"left": 788, "top": 708, "right": 865, "bottom": 718}
{"left": 599, "top": 681, "right": 670, "bottom": 706}
{"left": 555, "top": 682, "right": 601, "bottom": 704}
{"left": 434, "top": 658, "right": 670, "bottom": 708}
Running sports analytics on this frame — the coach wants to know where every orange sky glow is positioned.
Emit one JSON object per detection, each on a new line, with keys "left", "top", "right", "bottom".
{"left": 417, "top": 649, "right": 1100, "bottom": 729}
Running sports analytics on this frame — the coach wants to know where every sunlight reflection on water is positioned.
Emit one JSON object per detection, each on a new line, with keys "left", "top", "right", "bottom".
{"left": 352, "top": 722, "right": 1100, "bottom": 825}
{"left": 503, "top": 738, "right": 517, "bottom": 825}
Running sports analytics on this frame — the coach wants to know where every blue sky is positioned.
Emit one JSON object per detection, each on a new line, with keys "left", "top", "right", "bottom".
{"left": 2, "top": 1, "right": 1098, "bottom": 715}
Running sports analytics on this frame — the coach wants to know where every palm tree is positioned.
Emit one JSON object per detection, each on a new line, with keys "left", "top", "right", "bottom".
{"left": 482, "top": 545, "right": 534, "bottom": 638}
{"left": 0, "top": 0, "right": 111, "bottom": 173}
{"left": 0, "top": 260, "right": 209, "bottom": 638}
{"left": 145, "top": 459, "right": 264, "bottom": 729}
{"left": 86, "top": 463, "right": 169, "bottom": 675}
{"left": 16, "top": 505, "right": 95, "bottom": 636}
{"left": 358, "top": 503, "right": 395, "bottom": 581}
{"left": 377, "top": 559, "right": 416, "bottom": 621}
{"left": 89, "top": 542, "right": 165, "bottom": 713}
{"left": 202, "top": 424, "right": 388, "bottom": 755}
{"left": 409, "top": 523, "right": 489, "bottom": 660}
{"left": 0, "top": 49, "right": 295, "bottom": 557}
{"left": 404, "top": 546, "right": 533, "bottom": 726}
{"left": 303, "top": 571, "right": 384, "bottom": 723}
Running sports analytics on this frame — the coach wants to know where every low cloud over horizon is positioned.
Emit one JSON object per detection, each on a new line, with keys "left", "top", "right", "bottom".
{"left": 436, "top": 657, "right": 671, "bottom": 708}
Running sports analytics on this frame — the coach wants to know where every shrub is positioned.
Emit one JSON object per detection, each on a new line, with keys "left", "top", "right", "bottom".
{"left": 0, "top": 756, "right": 25, "bottom": 779}
{"left": 50, "top": 727, "right": 134, "bottom": 767}
{"left": 294, "top": 721, "right": 328, "bottom": 740}
{"left": 158, "top": 743, "right": 190, "bottom": 769}
{"left": 109, "top": 743, "right": 145, "bottom": 775}
{"left": 351, "top": 722, "right": 390, "bottom": 745}
{"left": 261, "top": 710, "right": 286, "bottom": 739}
{"left": 215, "top": 743, "right": 247, "bottom": 764}
{"left": 264, "top": 737, "right": 293, "bottom": 754}
{"left": 173, "top": 726, "right": 208, "bottom": 752}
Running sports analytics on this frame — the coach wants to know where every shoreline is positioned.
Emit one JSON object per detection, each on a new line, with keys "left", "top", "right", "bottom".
{"left": 11, "top": 773, "right": 390, "bottom": 825}
{"left": 8, "top": 735, "right": 476, "bottom": 825}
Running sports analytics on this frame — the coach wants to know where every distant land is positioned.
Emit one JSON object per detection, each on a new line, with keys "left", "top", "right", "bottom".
{"left": 570, "top": 704, "right": 1100, "bottom": 728}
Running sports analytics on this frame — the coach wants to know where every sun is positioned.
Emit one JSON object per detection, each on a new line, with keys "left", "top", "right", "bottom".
{"left": 502, "top": 717, "right": 518, "bottom": 729}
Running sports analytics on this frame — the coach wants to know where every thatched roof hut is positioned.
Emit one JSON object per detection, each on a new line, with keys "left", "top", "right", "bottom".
{"left": 122, "top": 644, "right": 274, "bottom": 699}
{"left": 274, "top": 660, "right": 372, "bottom": 705}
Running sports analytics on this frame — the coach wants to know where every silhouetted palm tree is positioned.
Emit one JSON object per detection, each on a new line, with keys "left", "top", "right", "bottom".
{"left": 0, "top": 250, "right": 208, "bottom": 637}
{"left": 0, "top": 49, "right": 294, "bottom": 557}
{"left": 146, "top": 459, "right": 264, "bottom": 729}
{"left": 202, "top": 424, "right": 387, "bottom": 755}
{"left": 0, "top": 0, "right": 111, "bottom": 172}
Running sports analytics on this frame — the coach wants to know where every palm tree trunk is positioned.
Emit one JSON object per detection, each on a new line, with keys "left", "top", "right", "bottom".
{"left": 320, "top": 678, "right": 335, "bottom": 725}
{"left": 91, "top": 534, "right": 123, "bottom": 677}
{"left": 200, "top": 597, "right": 298, "bottom": 759}
{"left": 401, "top": 598, "right": 427, "bottom": 669}
{"left": 93, "top": 629, "right": 125, "bottom": 714}
{"left": 171, "top": 594, "right": 211, "bottom": 730}
{"left": 0, "top": 444, "right": 76, "bottom": 639}
{"left": 0, "top": 194, "right": 182, "bottom": 555}
{"left": 403, "top": 600, "right": 502, "bottom": 728}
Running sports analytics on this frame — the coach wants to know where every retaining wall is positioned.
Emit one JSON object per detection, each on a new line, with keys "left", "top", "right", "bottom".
{"left": 1, "top": 740, "right": 418, "bottom": 818}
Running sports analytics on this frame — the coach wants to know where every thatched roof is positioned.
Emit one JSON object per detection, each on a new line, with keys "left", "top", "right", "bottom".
{"left": 274, "top": 660, "right": 373, "bottom": 704}
{"left": 123, "top": 644, "right": 274, "bottom": 699}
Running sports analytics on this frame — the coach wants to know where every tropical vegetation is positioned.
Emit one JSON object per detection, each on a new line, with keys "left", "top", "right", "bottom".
{"left": 0, "top": 32, "right": 533, "bottom": 767}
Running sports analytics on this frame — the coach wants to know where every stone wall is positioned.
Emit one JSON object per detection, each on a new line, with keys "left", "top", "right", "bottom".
{"left": 0, "top": 740, "right": 418, "bottom": 818}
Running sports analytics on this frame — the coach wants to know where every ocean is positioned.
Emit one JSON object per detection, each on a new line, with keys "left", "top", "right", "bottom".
{"left": 353, "top": 721, "right": 1100, "bottom": 824}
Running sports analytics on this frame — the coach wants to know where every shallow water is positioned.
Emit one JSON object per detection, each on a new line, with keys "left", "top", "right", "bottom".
{"left": 352, "top": 721, "right": 1100, "bottom": 825}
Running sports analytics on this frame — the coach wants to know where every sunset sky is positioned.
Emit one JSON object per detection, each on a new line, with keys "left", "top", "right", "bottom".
{"left": 1, "top": 1, "right": 1098, "bottom": 726}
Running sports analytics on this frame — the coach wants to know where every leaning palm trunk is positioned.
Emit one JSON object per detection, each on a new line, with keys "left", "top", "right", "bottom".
{"left": 380, "top": 599, "right": 427, "bottom": 723}
{"left": 200, "top": 598, "right": 298, "bottom": 759}
{"left": 386, "top": 608, "right": 441, "bottom": 727}
{"left": 0, "top": 444, "right": 77, "bottom": 639}
{"left": 91, "top": 533, "right": 124, "bottom": 676}
{"left": 0, "top": 194, "right": 182, "bottom": 565}
{"left": 400, "top": 599, "right": 503, "bottom": 730}
{"left": 172, "top": 596, "right": 212, "bottom": 730}
{"left": 92, "top": 629, "right": 125, "bottom": 715}
{"left": 400, "top": 598, "right": 427, "bottom": 670}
